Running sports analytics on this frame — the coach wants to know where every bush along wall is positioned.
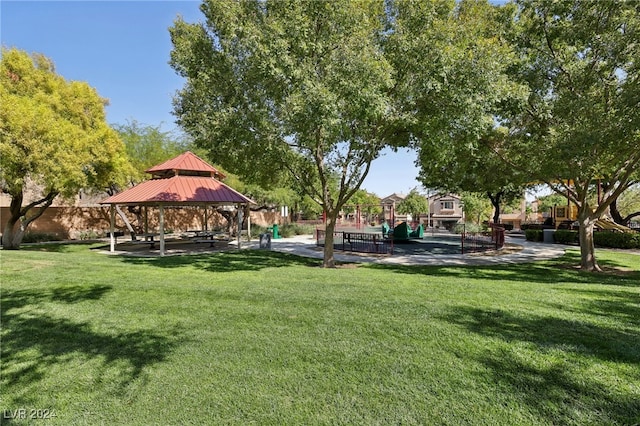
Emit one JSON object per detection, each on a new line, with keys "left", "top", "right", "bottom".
{"left": 526, "top": 228, "right": 640, "bottom": 248}
{"left": 525, "top": 229, "right": 543, "bottom": 242}
{"left": 594, "top": 231, "right": 640, "bottom": 249}
{"left": 21, "top": 232, "right": 63, "bottom": 243}
{"left": 554, "top": 230, "right": 579, "bottom": 245}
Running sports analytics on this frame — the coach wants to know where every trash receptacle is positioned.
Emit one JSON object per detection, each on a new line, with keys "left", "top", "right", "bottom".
{"left": 259, "top": 233, "right": 271, "bottom": 249}
{"left": 543, "top": 228, "right": 555, "bottom": 243}
{"left": 272, "top": 224, "right": 280, "bottom": 239}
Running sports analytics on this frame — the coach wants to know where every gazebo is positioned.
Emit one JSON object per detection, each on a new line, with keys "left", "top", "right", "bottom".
{"left": 100, "top": 151, "right": 254, "bottom": 256}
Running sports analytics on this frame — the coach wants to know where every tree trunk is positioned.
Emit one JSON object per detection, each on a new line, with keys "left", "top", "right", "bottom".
{"left": 488, "top": 191, "right": 502, "bottom": 224}
{"left": 1, "top": 190, "right": 57, "bottom": 249}
{"left": 2, "top": 192, "right": 24, "bottom": 249}
{"left": 322, "top": 211, "right": 337, "bottom": 268}
{"left": 609, "top": 197, "right": 640, "bottom": 226}
{"left": 216, "top": 208, "right": 236, "bottom": 235}
{"left": 609, "top": 197, "right": 625, "bottom": 225}
{"left": 115, "top": 205, "right": 136, "bottom": 240}
{"left": 577, "top": 208, "right": 601, "bottom": 272}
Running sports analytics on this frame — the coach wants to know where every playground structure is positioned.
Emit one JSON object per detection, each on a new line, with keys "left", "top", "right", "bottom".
{"left": 328, "top": 200, "right": 417, "bottom": 230}
{"left": 311, "top": 197, "right": 507, "bottom": 255}
{"left": 315, "top": 220, "right": 505, "bottom": 256}
{"left": 388, "top": 221, "right": 424, "bottom": 241}
{"left": 328, "top": 203, "right": 386, "bottom": 229}
{"left": 528, "top": 178, "right": 637, "bottom": 233}
{"left": 529, "top": 197, "right": 635, "bottom": 233}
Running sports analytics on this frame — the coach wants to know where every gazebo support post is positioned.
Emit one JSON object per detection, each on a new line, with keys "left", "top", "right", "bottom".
{"left": 109, "top": 204, "right": 116, "bottom": 253}
{"left": 245, "top": 204, "right": 251, "bottom": 241}
{"left": 144, "top": 206, "right": 149, "bottom": 234}
{"left": 159, "top": 204, "right": 165, "bottom": 256}
{"left": 204, "top": 205, "right": 208, "bottom": 231}
{"left": 236, "top": 204, "right": 242, "bottom": 249}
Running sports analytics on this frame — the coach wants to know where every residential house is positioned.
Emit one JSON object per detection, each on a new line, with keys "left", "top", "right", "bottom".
{"left": 427, "top": 194, "right": 464, "bottom": 229}
{"left": 381, "top": 192, "right": 466, "bottom": 229}
{"left": 380, "top": 193, "right": 409, "bottom": 225}
{"left": 380, "top": 191, "right": 536, "bottom": 231}
{"left": 499, "top": 198, "right": 528, "bottom": 230}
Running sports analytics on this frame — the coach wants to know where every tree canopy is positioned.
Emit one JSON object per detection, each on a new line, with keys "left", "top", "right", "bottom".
{"left": 389, "top": 0, "right": 529, "bottom": 225}
{"left": 113, "top": 120, "right": 193, "bottom": 186}
{"left": 460, "top": 192, "right": 494, "bottom": 225}
{"left": 499, "top": 0, "right": 640, "bottom": 270}
{"left": 168, "top": 0, "right": 640, "bottom": 271}
{"left": 169, "top": 0, "right": 401, "bottom": 267}
{"left": 0, "top": 48, "right": 130, "bottom": 248}
{"left": 396, "top": 189, "right": 429, "bottom": 222}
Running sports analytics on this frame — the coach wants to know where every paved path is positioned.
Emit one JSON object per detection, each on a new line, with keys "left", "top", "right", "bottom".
{"left": 258, "top": 234, "right": 568, "bottom": 266}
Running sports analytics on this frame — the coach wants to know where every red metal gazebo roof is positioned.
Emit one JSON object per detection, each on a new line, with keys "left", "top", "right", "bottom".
{"left": 100, "top": 152, "right": 252, "bottom": 206}
{"left": 101, "top": 175, "right": 253, "bottom": 205}
{"left": 145, "top": 151, "right": 226, "bottom": 179}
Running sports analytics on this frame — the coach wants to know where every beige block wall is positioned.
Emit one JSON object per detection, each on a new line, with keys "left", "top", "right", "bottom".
{"left": 0, "top": 206, "right": 281, "bottom": 240}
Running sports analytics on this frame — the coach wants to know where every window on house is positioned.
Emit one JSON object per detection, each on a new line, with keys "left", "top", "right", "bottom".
{"left": 441, "top": 201, "right": 454, "bottom": 210}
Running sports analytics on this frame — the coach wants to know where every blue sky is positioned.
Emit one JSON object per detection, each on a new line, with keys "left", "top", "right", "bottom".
{"left": 1, "top": 0, "right": 423, "bottom": 197}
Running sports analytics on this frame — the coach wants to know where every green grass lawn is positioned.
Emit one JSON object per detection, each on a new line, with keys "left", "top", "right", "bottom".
{"left": 1, "top": 244, "right": 639, "bottom": 425}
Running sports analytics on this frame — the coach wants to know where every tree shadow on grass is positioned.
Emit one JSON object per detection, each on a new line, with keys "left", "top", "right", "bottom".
{"left": 1, "top": 285, "right": 184, "bottom": 407}
{"left": 551, "top": 287, "right": 640, "bottom": 327}
{"left": 117, "top": 249, "right": 321, "bottom": 272}
{"left": 439, "top": 306, "right": 640, "bottom": 424}
{"left": 366, "top": 252, "right": 640, "bottom": 287}
{"left": 19, "top": 242, "right": 100, "bottom": 253}
{"left": 481, "top": 348, "right": 640, "bottom": 424}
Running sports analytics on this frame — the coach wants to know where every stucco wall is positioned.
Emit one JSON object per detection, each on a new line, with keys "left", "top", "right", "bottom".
{"left": 0, "top": 206, "right": 280, "bottom": 240}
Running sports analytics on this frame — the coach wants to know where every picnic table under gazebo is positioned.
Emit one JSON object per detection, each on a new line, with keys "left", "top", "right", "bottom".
{"left": 100, "top": 151, "right": 254, "bottom": 256}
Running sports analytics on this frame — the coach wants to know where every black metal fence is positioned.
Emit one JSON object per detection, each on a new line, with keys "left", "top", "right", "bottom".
{"left": 317, "top": 226, "right": 504, "bottom": 256}
{"left": 461, "top": 224, "right": 505, "bottom": 254}
{"left": 316, "top": 230, "right": 393, "bottom": 255}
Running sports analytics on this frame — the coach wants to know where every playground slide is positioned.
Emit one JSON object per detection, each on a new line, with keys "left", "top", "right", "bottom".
{"left": 392, "top": 222, "right": 424, "bottom": 241}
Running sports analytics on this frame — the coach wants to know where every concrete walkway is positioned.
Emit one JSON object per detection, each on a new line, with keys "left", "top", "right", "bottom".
{"left": 257, "top": 234, "right": 568, "bottom": 266}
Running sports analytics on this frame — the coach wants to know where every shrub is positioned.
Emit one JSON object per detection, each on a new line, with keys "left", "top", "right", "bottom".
{"left": 451, "top": 222, "right": 484, "bottom": 234}
{"left": 78, "top": 230, "right": 101, "bottom": 240}
{"left": 554, "top": 230, "right": 579, "bottom": 245}
{"left": 277, "top": 224, "right": 293, "bottom": 238}
{"left": 22, "top": 232, "right": 63, "bottom": 243}
{"left": 594, "top": 231, "right": 640, "bottom": 249}
{"left": 525, "top": 229, "right": 543, "bottom": 242}
{"left": 280, "top": 223, "right": 317, "bottom": 237}
{"left": 250, "top": 225, "right": 269, "bottom": 236}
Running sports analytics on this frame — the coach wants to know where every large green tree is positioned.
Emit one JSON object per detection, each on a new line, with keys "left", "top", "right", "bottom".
{"left": 419, "top": 131, "right": 528, "bottom": 225}
{"left": 113, "top": 120, "right": 193, "bottom": 186}
{"left": 349, "top": 189, "right": 382, "bottom": 225}
{"left": 501, "top": 0, "right": 640, "bottom": 271}
{"left": 169, "top": 0, "right": 401, "bottom": 267}
{"left": 387, "top": 0, "right": 529, "bottom": 225}
{"left": 460, "top": 192, "right": 494, "bottom": 225}
{"left": 396, "top": 188, "right": 429, "bottom": 223}
{"left": 0, "top": 48, "right": 130, "bottom": 249}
